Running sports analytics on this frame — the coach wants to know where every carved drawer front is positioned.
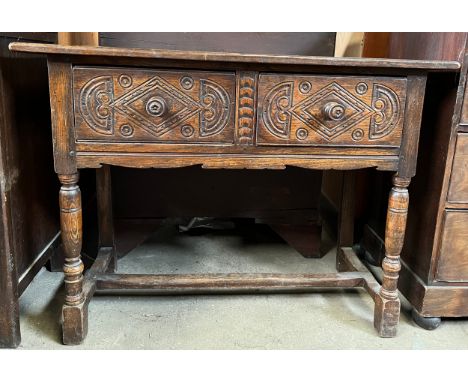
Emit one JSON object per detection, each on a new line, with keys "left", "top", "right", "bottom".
{"left": 256, "top": 74, "right": 407, "bottom": 147}
{"left": 73, "top": 67, "right": 236, "bottom": 143}
{"left": 436, "top": 210, "right": 468, "bottom": 282}
{"left": 447, "top": 133, "right": 468, "bottom": 203}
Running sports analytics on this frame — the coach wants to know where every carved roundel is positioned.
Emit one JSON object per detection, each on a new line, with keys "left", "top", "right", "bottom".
{"left": 180, "top": 76, "right": 194, "bottom": 90}
{"left": 146, "top": 96, "right": 167, "bottom": 117}
{"left": 296, "top": 128, "right": 309, "bottom": 140}
{"left": 351, "top": 128, "right": 364, "bottom": 141}
{"left": 120, "top": 124, "right": 134, "bottom": 137}
{"left": 355, "top": 82, "right": 368, "bottom": 95}
{"left": 299, "top": 81, "right": 312, "bottom": 94}
{"left": 181, "top": 124, "right": 195, "bottom": 137}
{"left": 118, "top": 75, "right": 133, "bottom": 88}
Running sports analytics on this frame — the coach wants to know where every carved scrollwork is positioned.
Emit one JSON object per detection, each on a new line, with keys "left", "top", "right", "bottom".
{"left": 79, "top": 76, "right": 114, "bottom": 135}
{"left": 262, "top": 82, "right": 294, "bottom": 139}
{"left": 199, "top": 79, "right": 231, "bottom": 137}
{"left": 369, "top": 84, "right": 400, "bottom": 140}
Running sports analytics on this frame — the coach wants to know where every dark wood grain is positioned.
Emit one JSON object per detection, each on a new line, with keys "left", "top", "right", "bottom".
{"left": 374, "top": 175, "right": 410, "bottom": 337}
{"left": 9, "top": 43, "right": 461, "bottom": 71}
{"left": 0, "top": 112, "right": 20, "bottom": 348}
{"left": 48, "top": 60, "right": 76, "bottom": 175}
{"left": 447, "top": 133, "right": 468, "bottom": 202}
{"left": 96, "top": 272, "right": 368, "bottom": 293}
{"left": 388, "top": 33, "right": 468, "bottom": 62}
{"left": 435, "top": 211, "right": 468, "bottom": 282}
{"left": 397, "top": 76, "right": 427, "bottom": 178}
{"left": 96, "top": 166, "right": 116, "bottom": 271}
{"left": 99, "top": 32, "right": 336, "bottom": 56}
{"left": 0, "top": 34, "right": 60, "bottom": 348}
{"left": 336, "top": 172, "right": 356, "bottom": 271}
{"left": 462, "top": 88, "right": 468, "bottom": 125}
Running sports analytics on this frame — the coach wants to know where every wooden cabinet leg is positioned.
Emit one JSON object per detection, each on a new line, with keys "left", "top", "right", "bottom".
{"left": 336, "top": 171, "right": 355, "bottom": 271}
{"left": 59, "top": 173, "right": 87, "bottom": 345}
{"left": 96, "top": 165, "right": 116, "bottom": 272}
{"left": 374, "top": 175, "right": 409, "bottom": 338}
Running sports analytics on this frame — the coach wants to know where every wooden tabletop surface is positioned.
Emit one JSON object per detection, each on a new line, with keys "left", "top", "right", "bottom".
{"left": 9, "top": 42, "right": 461, "bottom": 71}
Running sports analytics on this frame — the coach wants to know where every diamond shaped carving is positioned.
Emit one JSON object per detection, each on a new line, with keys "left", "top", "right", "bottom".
{"left": 111, "top": 76, "right": 200, "bottom": 137}
{"left": 291, "top": 82, "right": 373, "bottom": 140}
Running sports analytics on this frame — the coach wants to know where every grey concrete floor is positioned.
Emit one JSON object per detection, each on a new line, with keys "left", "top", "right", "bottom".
{"left": 17, "top": 221, "right": 468, "bottom": 349}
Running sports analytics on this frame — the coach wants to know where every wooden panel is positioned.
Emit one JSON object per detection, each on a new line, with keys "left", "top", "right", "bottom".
{"left": 256, "top": 74, "right": 406, "bottom": 147}
{"left": 112, "top": 167, "right": 321, "bottom": 220}
{"left": 0, "top": 33, "right": 60, "bottom": 348}
{"left": 99, "top": 32, "right": 336, "bottom": 56}
{"left": 461, "top": 86, "right": 468, "bottom": 125}
{"left": 0, "top": 37, "right": 60, "bottom": 280}
{"left": 388, "top": 33, "right": 468, "bottom": 62}
{"left": 447, "top": 133, "right": 468, "bottom": 202}
{"left": 58, "top": 32, "right": 98, "bottom": 47}
{"left": 10, "top": 43, "right": 461, "bottom": 72}
{"left": 435, "top": 210, "right": 468, "bottom": 282}
{"left": 73, "top": 67, "right": 236, "bottom": 144}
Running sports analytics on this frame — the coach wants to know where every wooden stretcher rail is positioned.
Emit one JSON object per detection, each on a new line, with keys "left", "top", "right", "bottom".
{"left": 94, "top": 272, "right": 367, "bottom": 294}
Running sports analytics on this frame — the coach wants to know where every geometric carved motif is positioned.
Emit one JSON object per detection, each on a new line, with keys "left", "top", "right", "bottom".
{"left": 111, "top": 76, "right": 201, "bottom": 137}
{"left": 290, "top": 82, "right": 374, "bottom": 140}
{"left": 75, "top": 68, "right": 235, "bottom": 143}
{"left": 258, "top": 75, "right": 405, "bottom": 146}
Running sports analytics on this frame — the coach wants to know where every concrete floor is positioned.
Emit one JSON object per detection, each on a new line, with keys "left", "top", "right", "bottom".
{"left": 18, "top": 221, "right": 468, "bottom": 349}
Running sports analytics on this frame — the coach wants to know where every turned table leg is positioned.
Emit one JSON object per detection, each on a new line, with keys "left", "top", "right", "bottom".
{"left": 374, "top": 175, "right": 410, "bottom": 337}
{"left": 59, "top": 173, "right": 87, "bottom": 345}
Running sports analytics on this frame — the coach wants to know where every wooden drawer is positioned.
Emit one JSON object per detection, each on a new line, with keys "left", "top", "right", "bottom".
{"left": 436, "top": 210, "right": 468, "bottom": 282}
{"left": 461, "top": 83, "right": 468, "bottom": 125}
{"left": 447, "top": 133, "right": 468, "bottom": 203}
{"left": 256, "top": 74, "right": 407, "bottom": 147}
{"left": 73, "top": 67, "right": 236, "bottom": 143}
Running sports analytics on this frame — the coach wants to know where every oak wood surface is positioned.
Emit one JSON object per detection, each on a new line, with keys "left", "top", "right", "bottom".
{"left": 447, "top": 133, "right": 468, "bottom": 203}
{"left": 9, "top": 43, "right": 460, "bottom": 71}
{"left": 435, "top": 210, "right": 468, "bottom": 282}
{"left": 462, "top": 87, "right": 468, "bottom": 124}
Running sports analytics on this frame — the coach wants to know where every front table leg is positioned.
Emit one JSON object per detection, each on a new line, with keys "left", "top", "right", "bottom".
{"left": 58, "top": 173, "right": 87, "bottom": 345}
{"left": 374, "top": 174, "right": 410, "bottom": 337}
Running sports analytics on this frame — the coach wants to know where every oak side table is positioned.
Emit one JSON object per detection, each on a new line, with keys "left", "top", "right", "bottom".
{"left": 9, "top": 42, "right": 459, "bottom": 344}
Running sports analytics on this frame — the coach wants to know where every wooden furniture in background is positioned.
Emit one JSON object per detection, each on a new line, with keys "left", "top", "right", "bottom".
{"left": 10, "top": 42, "right": 457, "bottom": 344}
{"left": 0, "top": 33, "right": 61, "bottom": 348}
{"left": 360, "top": 33, "right": 468, "bottom": 329}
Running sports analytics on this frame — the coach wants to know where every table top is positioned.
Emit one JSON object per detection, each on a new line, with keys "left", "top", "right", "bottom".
{"left": 9, "top": 42, "right": 461, "bottom": 72}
